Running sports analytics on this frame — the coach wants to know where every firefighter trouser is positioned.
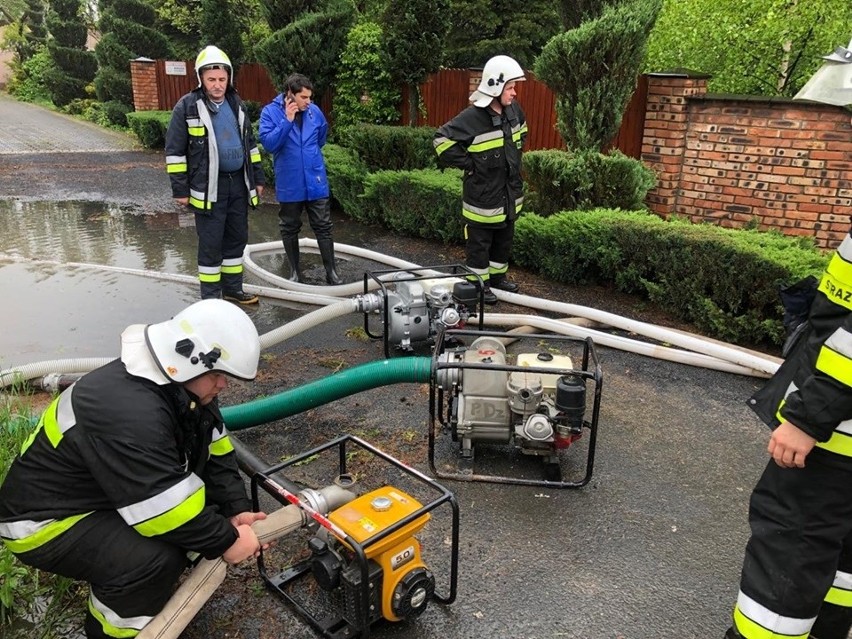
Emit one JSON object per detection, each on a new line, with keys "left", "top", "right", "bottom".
{"left": 464, "top": 219, "right": 514, "bottom": 282}
{"left": 14, "top": 511, "right": 188, "bottom": 638}
{"left": 733, "top": 456, "right": 852, "bottom": 639}
{"left": 195, "top": 170, "right": 249, "bottom": 299}
{"left": 278, "top": 198, "right": 334, "bottom": 242}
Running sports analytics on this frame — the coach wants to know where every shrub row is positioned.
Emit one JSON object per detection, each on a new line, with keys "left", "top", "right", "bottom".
{"left": 513, "top": 210, "right": 828, "bottom": 345}
{"left": 126, "top": 110, "right": 171, "bottom": 148}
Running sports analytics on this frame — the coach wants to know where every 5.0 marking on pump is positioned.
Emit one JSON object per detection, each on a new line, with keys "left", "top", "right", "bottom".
{"left": 391, "top": 545, "right": 416, "bottom": 570}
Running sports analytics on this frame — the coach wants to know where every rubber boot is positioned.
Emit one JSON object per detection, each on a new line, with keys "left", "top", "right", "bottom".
{"left": 199, "top": 281, "right": 221, "bottom": 300}
{"left": 282, "top": 237, "right": 302, "bottom": 283}
{"left": 810, "top": 601, "right": 852, "bottom": 639}
{"left": 479, "top": 283, "right": 498, "bottom": 305}
{"left": 317, "top": 238, "right": 342, "bottom": 285}
{"left": 489, "top": 273, "right": 520, "bottom": 293}
{"left": 724, "top": 628, "right": 742, "bottom": 639}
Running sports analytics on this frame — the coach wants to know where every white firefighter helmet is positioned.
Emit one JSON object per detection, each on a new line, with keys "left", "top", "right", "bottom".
{"left": 470, "top": 55, "right": 526, "bottom": 107}
{"left": 123, "top": 299, "right": 260, "bottom": 384}
{"left": 195, "top": 45, "right": 233, "bottom": 86}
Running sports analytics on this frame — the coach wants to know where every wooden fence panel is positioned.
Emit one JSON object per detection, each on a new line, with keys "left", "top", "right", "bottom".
{"left": 150, "top": 61, "right": 647, "bottom": 158}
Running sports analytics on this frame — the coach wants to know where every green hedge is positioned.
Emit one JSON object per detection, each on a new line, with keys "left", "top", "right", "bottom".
{"left": 337, "top": 124, "right": 437, "bottom": 171}
{"left": 325, "top": 143, "right": 368, "bottom": 215}
{"left": 523, "top": 149, "right": 657, "bottom": 215}
{"left": 126, "top": 110, "right": 171, "bottom": 148}
{"left": 356, "top": 169, "right": 464, "bottom": 243}
{"left": 513, "top": 210, "right": 828, "bottom": 345}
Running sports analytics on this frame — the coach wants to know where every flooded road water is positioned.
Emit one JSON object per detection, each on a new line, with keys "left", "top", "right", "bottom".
{"left": 0, "top": 199, "right": 398, "bottom": 369}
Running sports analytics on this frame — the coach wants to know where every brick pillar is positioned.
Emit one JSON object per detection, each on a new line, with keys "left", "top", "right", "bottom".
{"left": 130, "top": 57, "right": 159, "bottom": 111}
{"left": 642, "top": 72, "right": 709, "bottom": 217}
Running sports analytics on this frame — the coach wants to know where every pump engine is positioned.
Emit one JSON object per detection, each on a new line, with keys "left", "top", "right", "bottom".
{"left": 253, "top": 435, "right": 458, "bottom": 638}
{"left": 430, "top": 330, "right": 603, "bottom": 487}
{"left": 361, "top": 266, "right": 484, "bottom": 357}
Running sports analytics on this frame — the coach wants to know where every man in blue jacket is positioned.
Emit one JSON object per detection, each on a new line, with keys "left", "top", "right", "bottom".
{"left": 259, "top": 73, "right": 341, "bottom": 285}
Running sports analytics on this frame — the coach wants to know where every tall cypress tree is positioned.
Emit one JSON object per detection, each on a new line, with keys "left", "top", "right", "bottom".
{"left": 43, "top": 0, "right": 97, "bottom": 106}
{"left": 94, "top": 0, "right": 173, "bottom": 107}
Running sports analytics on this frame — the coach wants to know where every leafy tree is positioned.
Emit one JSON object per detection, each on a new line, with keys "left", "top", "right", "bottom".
{"left": 536, "top": 0, "right": 662, "bottom": 151}
{"left": 443, "top": 0, "right": 560, "bottom": 69}
{"left": 200, "top": 0, "right": 244, "bottom": 69}
{"left": 380, "top": 0, "right": 449, "bottom": 125}
{"left": 94, "top": 0, "right": 173, "bottom": 107}
{"left": 332, "top": 21, "right": 400, "bottom": 127}
{"left": 645, "top": 0, "right": 852, "bottom": 96}
{"left": 557, "top": 0, "right": 622, "bottom": 29}
{"left": 43, "top": 0, "right": 97, "bottom": 106}
{"left": 255, "top": 0, "right": 355, "bottom": 98}
{"left": 258, "top": 0, "right": 318, "bottom": 31}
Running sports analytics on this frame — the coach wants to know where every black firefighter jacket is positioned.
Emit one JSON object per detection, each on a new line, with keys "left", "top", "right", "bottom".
{"left": 750, "top": 231, "right": 852, "bottom": 467}
{"left": 165, "top": 86, "right": 265, "bottom": 211}
{"left": 0, "top": 359, "right": 251, "bottom": 558}
{"left": 434, "top": 102, "right": 528, "bottom": 227}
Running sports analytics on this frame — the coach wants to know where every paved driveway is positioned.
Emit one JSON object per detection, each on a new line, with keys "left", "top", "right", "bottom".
{"left": 0, "top": 93, "right": 140, "bottom": 154}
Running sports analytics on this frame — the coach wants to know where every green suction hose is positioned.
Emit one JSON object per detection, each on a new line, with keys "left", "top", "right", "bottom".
{"left": 221, "top": 357, "right": 433, "bottom": 431}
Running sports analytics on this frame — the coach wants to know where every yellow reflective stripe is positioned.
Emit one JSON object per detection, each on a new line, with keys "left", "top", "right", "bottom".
{"left": 463, "top": 209, "right": 506, "bottom": 224}
{"left": 198, "top": 272, "right": 220, "bottom": 283}
{"left": 188, "top": 127, "right": 205, "bottom": 136}
{"left": 209, "top": 434, "right": 234, "bottom": 456}
{"left": 166, "top": 164, "right": 187, "bottom": 174}
{"left": 468, "top": 138, "right": 504, "bottom": 153}
{"left": 826, "top": 251, "right": 852, "bottom": 286}
{"left": 435, "top": 139, "right": 457, "bottom": 155}
{"left": 2, "top": 513, "right": 92, "bottom": 553}
{"left": 132, "top": 486, "right": 205, "bottom": 537}
{"left": 250, "top": 194, "right": 259, "bottom": 206}
{"left": 733, "top": 607, "right": 809, "bottom": 639}
{"left": 42, "top": 396, "right": 62, "bottom": 448}
{"left": 220, "top": 264, "right": 242, "bottom": 275}
{"left": 189, "top": 197, "right": 213, "bottom": 210}
{"left": 825, "top": 585, "right": 852, "bottom": 607}
{"left": 89, "top": 599, "right": 142, "bottom": 638}
{"left": 818, "top": 271, "right": 852, "bottom": 311}
{"left": 250, "top": 150, "right": 261, "bottom": 163}
{"left": 815, "top": 430, "right": 852, "bottom": 456}
{"left": 815, "top": 346, "right": 852, "bottom": 388}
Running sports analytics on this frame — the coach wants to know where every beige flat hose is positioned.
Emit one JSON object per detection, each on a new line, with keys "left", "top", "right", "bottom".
{"left": 137, "top": 505, "right": 304, "bottom": 639}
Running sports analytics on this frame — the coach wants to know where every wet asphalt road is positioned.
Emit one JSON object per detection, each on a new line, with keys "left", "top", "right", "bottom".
{"left": 0, "top": 96, "right": 781, "bottom": 639}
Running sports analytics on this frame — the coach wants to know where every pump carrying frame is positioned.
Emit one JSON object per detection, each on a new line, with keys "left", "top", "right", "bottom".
{"left": 429, "top": 328, "right": 603, "bottom": 489}
{"left": 251, "top": 435, "right": 459, "bottom": 639}
{"left": 362, "top": 264, "right": 486, "bottom": 358}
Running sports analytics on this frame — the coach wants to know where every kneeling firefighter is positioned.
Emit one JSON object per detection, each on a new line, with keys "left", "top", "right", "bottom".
{"left": 0, "top": 300, "right": 268, "bottom": 638}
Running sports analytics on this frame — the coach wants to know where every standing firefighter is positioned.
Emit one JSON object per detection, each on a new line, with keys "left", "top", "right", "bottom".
{"left": 0, "top": 299, "right": 268, "bottom": 638}
{"left": 727, "top": 226, "right": 852, "bottom": 638}
{"left": 165, "top": 45, "right": 265, "bottom": 304}
{"left": 433, "top": 55, "right": 528, "bottom": 305}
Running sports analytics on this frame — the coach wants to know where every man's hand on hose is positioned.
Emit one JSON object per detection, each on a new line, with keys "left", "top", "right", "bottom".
{"left": 223, "top": 524, "right": 262, "bottom": 564}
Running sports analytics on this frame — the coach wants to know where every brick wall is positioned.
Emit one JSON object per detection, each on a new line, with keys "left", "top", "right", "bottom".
{"left": 130, "top": 58, "right": 159, "bottom": 111}
{"left": 642, "top": 72, "right": 852, "bottom": 249}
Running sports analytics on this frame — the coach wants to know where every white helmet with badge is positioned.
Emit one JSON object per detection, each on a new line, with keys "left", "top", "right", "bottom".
{"left": 470, "top": 55, "right": 526, "bottom": 107}
{"left": 122, "top": 299, "right": 260, "bottom": 384}
{"left": 195, "top": 45, "right": 233, "bottom": 87}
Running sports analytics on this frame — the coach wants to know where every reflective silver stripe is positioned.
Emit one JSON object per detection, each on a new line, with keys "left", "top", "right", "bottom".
{"left": 511, "top": 122, "right": 525, "bottom": 134}
{"left": 838, "top": 234, "right": 852, "bottom": 261}
{"left": 471, "top": 130, "right": 503, "bottom": 146}
{"left": 117, "top": 474, "right": 204, "bottom": 526}
{"left": 90, "top": 593, "right": 152, "bottom": 631}
{"left": 463, "top": 201, "right": 503, "bottom": 217}
{"left": 166, "top": 155, "right": 187, "bottom": 164}
{"left": 736, "top": 590, "right": 815, "bottom": 635}
{"left": 489, "top": 261, "right": 508, "bottom": 271}
{"left": 198, "top": 265, "right": 220, "bottom": 276}
{"left": 834, "top": 570, "right": 852, "bottom": 590}
{"left": 190, "top": 188, "right": 207, "bottom": 202}
{"left": 825, "top": 328, "right": 852, "bottom": 359}
{"left": 57, "top": 387, "right": 76, "bottom": 436}
{"left": 196, "top": 99, "right": 219, "bottom": 203}
{"left": 0, "top": 518, "right": 54, "bottom": 540}
{"left": 186, "top": 117, "right": 203, "bottom": 128}
{"left": 515, "top": 195, "right": 524, "bottom": 208}
{"left": 211, "top": 427, "right": 229, "bottom": 444}
{"left": 221, "top": 257, "right": 242, "bottom": 268}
